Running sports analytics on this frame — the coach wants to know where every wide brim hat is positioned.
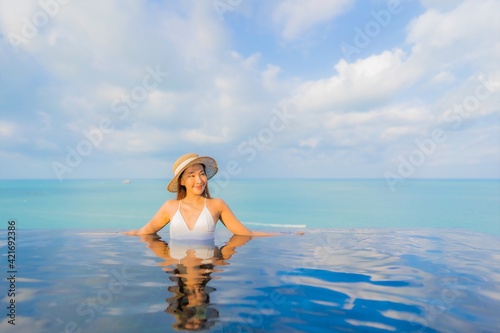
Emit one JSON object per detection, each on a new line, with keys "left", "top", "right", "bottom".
{"left": 167, "top": 153, "right": 218, "bottom": 192}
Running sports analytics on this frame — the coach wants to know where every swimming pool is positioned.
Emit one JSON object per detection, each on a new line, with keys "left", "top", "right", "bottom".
{"left": 1, "top": 228, "right": 498, "bottom": 332}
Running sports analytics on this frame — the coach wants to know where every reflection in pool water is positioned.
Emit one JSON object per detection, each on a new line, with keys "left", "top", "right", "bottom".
{"left": 140, "top": 234, "right": 252, "bottom": 331}
{"left": 0, "top": 228, "right": 498, "bottom": 332}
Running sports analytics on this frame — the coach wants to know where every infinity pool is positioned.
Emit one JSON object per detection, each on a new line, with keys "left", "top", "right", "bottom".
{"left": 1, "top": 228, "right": 499, "bottom": 332}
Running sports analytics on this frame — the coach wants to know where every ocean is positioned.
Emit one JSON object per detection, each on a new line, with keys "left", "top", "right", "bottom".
{"left": 0, "top": 179, "right": 499, "bottom": 332}
{"left": 0, "top": 179, "right": 498, "bottom": 234}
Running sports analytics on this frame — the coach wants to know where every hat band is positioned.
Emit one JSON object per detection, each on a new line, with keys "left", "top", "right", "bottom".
{"left": 174, "top": 157, "right": 198, "bottom": 176}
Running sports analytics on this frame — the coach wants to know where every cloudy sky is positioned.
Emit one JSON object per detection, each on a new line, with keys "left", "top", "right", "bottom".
{"left": 0, "top": 0, "right": 499, "bottom": 180}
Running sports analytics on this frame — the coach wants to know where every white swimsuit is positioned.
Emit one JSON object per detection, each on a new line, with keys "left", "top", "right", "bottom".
{"left": 169, "top": 240, "right": 216, "bottom": 261}
{"left": 169, "top": 199, "right": 215, "bottom": 241}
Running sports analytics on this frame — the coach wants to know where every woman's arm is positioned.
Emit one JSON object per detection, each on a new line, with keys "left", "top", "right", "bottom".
{"left": 219, "top": 234, "right": 252, "bottom": 260}
{"left": 124, "top": 200, "right": 172, "bottom": 235}
{"left": 139, "top": 234, "right": 169, "bottom": 258}
{"left": 216, "top": 199, "right": 283, "bottom": 237}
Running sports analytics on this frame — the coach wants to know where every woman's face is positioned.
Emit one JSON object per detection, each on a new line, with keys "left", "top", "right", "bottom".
{"left": 180, "top": 164, "right": 207, "bottom": 195}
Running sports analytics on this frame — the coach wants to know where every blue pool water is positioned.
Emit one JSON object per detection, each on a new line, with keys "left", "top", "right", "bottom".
{"left": 0, "top": 228, "right": 499, "bottom": 332}
{"left": 0, "top": 179, "right": 499, "bottom": 332}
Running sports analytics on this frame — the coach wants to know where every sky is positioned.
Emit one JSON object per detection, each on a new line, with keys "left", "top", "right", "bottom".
{"left": 0, "top": 0, "right": 499, "bottom": 181}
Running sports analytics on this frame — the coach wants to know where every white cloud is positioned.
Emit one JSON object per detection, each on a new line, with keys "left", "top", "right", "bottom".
{"left": 299, "top": 137, "right": 321, "bottom": 148}
{"left": 100, "top": 124, "right": 174, "bottom": 155}
{"left": 0, "top": 0, "right": 498, "bottom": 179}
{"left": 181, "top": 127, "right": 231, "bottom": 144}
{"left": 0, "top": 1, "right": 275, "bottom": 152}
{"left": 157, "top": 1, "right": 229, "bottom": 71}
{"left": 273, "top": 0, "right": 498, "bottom": 179}
{"left": 379, "top": 126, "right": 422, "bottom": 141}
{"left": 273, "top": 0, "right": 353, "bottom": 41}
{"left": 0, "top": 0, "right": 40, "bottom": 43}
{"left": 431, "top": 71, "right": 455, "bottom": 85}
{"left": 319, "top": 104, "right": 433, "bottom": 149}
{"left": 418, "top": 0, "right": 460, "bottom": 11}
{"left": 0, "top": 120, "right": 17, "bottom": 138}
{"left": 0, "top": 121, "right": 29, "bottom": 150}
{"left": 406, "top": 0, "right": 499, "bottom": 72}
{"left": 261, "top": 64, "right": 282, "bottom": 92}
{"left": 326, "top": 105, "right": 432, "bottom": 129}
{"left": 433, "top": 74, "right": 499, "bottom": 127}
{"left": 290, "top": 49, "right": 419, "bottom": 112}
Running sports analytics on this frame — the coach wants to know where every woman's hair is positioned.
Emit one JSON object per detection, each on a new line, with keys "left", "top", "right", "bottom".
{"left": 166, "top": 264, "right": 218, "bottom": 331}
{"left": 176, "top": 164, "right": 212, "bottom": 200}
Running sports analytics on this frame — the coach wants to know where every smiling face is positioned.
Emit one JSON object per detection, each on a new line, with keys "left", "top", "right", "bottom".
{"left": 180, "top": 164, "right": 207, "bottom": 196}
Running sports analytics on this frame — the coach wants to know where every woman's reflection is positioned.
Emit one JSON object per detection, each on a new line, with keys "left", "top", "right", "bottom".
{"left": 139, "top": 234, "right": 252, "bottom": 331}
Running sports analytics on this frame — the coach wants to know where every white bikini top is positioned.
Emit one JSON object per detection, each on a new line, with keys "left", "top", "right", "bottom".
{"left": 169, "top": 198, "right": 215, "bottom": 241}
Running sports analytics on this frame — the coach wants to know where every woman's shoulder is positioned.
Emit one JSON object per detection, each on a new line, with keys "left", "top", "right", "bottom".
{"left": 162, "top": 199, "right": 180, "bottom": 210}
{"left": 207, "top": 197, "right": 227, "bottom": 209}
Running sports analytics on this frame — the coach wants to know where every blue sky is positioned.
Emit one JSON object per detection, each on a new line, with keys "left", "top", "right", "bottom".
{"left": 0, "top": 0, "right": 499, "bottom": 181}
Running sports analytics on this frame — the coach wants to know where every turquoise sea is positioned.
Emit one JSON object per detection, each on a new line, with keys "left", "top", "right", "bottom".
{"left": 1, "top": 179, "right": 499, "bottom": 234}
{"left": 1, "top": 179, "right": 499, "bottom": 332}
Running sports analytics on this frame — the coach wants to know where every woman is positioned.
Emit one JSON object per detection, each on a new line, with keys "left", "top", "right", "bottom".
{"left": 125, "top": 153, "right": 298, "bottom": 238}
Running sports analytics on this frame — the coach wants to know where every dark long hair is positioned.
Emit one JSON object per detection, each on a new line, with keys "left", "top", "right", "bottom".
{"left": 166, "top": 264, "right": 219, "bottom": 331}
{"left": 176, "top": 164, "right": 212, "bottom": 200}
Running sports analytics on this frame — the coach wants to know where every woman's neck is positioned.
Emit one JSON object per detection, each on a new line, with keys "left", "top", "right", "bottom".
{"left": 182, "top": 193, "right": 204, "bottom": 203}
